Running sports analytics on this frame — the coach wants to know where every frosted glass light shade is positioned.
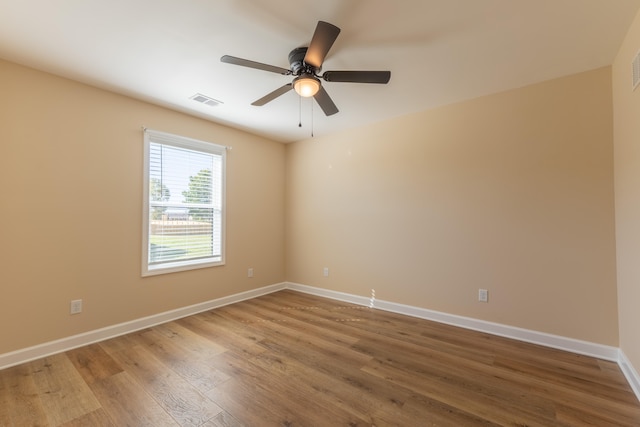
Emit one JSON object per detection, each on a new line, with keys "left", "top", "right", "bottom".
{"left": 293, "top": 75, "right": 320, "bottom": 97}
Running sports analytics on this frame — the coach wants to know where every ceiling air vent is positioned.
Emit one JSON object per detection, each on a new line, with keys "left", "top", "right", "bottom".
{"left": 633, "top": 50, "right": 640, "bottom": 91}
{"left": 190, "top": 93, "right": 223, "bottom": 107}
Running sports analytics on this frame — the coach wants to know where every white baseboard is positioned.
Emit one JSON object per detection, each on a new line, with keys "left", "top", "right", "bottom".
{"left": 619, "top": 350, "right": 640, "bottom": 402}
{"left": 286, "top": 282, "right": 620, "bottom": 361}
{"left": 287, "top": 282, "right": 373, "bottom": 307}
{"left": 0, "top": 283, "right": 287, "bottom": 370}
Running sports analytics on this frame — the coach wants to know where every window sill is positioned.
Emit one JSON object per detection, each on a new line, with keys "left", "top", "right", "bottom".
{"left": 142, "top": 257, "right": 224, "bottom": 277}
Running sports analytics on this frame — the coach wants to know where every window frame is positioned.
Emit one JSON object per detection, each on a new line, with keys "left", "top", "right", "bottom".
{"left": 142, "top": 128, "right": 226, "bottom": 276}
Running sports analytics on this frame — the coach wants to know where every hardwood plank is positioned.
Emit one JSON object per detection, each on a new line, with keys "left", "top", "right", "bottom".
{"left": 108, "top": 344, "right": 223, "bottom": 427}
{"left": 352, "top": 325, "right": 608, "bottom": 412}
{"left": 175, "top": 312, "right": 266, "bottom": 359}
{"left": 395, "top": 394, "right": 502, "bottom": 427}
{"left": 245, "top": 351, "right": 376, "bottom": 424}
{"left": 362, "top": 356, "right": 555, "bottom": 426}
{"left": 89, "top": 371, "right": 179, "bottom": 426}
{"left": 200, "top": 410, "right": 244, "bottom": 427}
{"left": 66, "top": 343, "right": 123, "bottom": 384}
{"left": 206, "top": 351, "right": 336, "bottom": 426}
{"left": 555, "top": 402, "right": 640, "bottom": 427}
{"left": 494, "top": 354, "right": 640, "bottom": 405}
{"left": 0, "top": 364, "right": 49, "bottom": 426}
{"left": 206, "top": 376, "right": 297, "bottom": 426}
{"left": 244, "top": 296, "right": 366, "bottom": 345}
{"left": 135, "top": 328, "right": 231, "bottom": 394}
{"left": 98, "top": 329, "right": 151, "bottom": 355}
{"left": 216, "top": 303, "right": 373, "bottom": 368}
{"left": 58, "top": 408, "right": 116, "bottom": 427}
{"left": 29, "top": 354, "right": 101, "bottom": 426}
{"left": 152, "top": 321, "right": 228, "bottom": 359}
{"left": 598, "top": 358, "right": 634, "bottom": 386}
{"left": 206, "top": 351, "right": 369, "bottom": 426}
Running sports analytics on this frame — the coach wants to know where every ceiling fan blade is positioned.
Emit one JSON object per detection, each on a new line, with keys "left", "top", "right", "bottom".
{"left": 221, "top": 55, "right": 291, "bottom": 75}
{"left": 304, "top": 21, "right": 341, "bottom": 69}
{"left": 322, "top": 71, "right": 391, "bottom": 84}
{"left": 313, "top": 86, "right": 339, "bottom": 116}
{"left": 251, "top": 84, "right": 293, "bottom": 106}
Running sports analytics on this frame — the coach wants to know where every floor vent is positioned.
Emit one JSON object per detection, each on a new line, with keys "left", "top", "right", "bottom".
{"left": 633, "top": 50, "right": 640, "bottom": 91}
{"left": 190, "top": 93, "right": 223, "bottom": 107}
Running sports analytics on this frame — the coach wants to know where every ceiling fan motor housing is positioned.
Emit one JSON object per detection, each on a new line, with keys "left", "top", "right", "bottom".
{"left": 288, "top": 47, "right": 319, "bottom": 76}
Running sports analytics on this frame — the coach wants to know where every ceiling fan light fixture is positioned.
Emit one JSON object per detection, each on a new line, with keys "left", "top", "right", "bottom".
{"left": 293, "top": 74, "right": 320, "bottom": 97}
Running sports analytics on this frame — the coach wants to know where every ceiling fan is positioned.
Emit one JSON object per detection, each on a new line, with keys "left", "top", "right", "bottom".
{"left": 221, "top": 21, "right": 391, "bottom": 116}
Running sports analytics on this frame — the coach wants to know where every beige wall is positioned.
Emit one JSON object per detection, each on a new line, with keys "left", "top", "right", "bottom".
{"left": 0, "top": 53, "right": 624, "bottom": 356}
{"left": 613, "top": 10, "right": 640, "bottom": 373}
{"left": 0, "top": 59, "right": 285, "bottom": 355}
{"left": 286, "top": 67, "right": 619, "bottom": 345}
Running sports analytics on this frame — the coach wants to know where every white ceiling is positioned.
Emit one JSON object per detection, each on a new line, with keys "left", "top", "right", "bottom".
{"left": 1, "top": 0, "right": 639, "bottom": 143}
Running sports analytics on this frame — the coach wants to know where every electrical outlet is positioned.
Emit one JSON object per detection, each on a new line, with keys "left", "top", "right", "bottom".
{"left": 478, "top": 289, "right": 488, "bottom": 303}
{"left": 323, "top": 267, "right": 329, "bottom": 277}
{"left": 248, "top": 268, "right": 253, "bottom": 278}
{"left": 70, "top": 299, "right": 83, "bottom": 314}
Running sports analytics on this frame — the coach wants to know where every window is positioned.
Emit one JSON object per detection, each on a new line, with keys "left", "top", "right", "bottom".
{"left": 142, "top": 129, "right": 226, "bottom": 276}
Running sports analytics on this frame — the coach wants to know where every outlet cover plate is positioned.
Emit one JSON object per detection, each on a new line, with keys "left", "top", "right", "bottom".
{"left": 70, "top": 299, "right": 83, "bottom": 314}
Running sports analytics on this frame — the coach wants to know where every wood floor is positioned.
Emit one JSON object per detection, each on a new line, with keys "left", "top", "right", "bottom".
{"left": 1, "top": 290, "right": 639, "bottom": 426}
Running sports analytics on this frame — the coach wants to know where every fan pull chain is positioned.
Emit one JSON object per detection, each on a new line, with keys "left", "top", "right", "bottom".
{"left": 311, "top": 100, "right": 314, "bottom": 138}
{"left": 298, "top": 95, "right": 302, "bottom": 127}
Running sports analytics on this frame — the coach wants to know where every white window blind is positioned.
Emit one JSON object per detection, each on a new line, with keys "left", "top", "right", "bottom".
{"left": 142, "top": 129, "right": 225, "bottom": 276}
